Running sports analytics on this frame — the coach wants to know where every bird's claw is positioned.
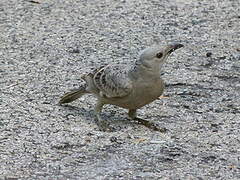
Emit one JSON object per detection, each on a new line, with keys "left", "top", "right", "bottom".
{"left": 133, "top": 117, "right": 168, "bottom": 133}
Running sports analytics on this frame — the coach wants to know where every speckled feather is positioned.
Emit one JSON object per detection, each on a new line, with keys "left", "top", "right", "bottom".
{"left": 82, "top": 64, "right": 133, "bottom": 98}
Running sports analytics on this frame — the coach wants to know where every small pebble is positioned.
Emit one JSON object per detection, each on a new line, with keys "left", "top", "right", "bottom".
{"left": 206, "top": 52, "right": 212, "bottom": 57}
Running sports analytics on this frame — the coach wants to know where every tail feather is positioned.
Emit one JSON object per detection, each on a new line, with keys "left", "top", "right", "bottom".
{"left": 59, "top": 84, "right": 87, "bottom": 104}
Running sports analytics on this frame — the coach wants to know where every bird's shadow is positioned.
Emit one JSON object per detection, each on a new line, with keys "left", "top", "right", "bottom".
{"left": 58, "top": 104, "right": 95, "bottom": 120}
{"left": 58, "top": 104, "right": 169, "bottom": 132}
{"left": 58, "top": 104, "right": 130, "bottom": 129}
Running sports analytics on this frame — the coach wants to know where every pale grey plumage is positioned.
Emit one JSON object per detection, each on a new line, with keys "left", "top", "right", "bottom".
{"left": 92, "top": 65, "right": 132, "bottom": 98}
{"left": 59, "top": 43, "right": 184, "bottom": 131}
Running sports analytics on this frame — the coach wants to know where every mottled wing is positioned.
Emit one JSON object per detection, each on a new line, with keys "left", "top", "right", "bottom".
{"left": 80, "top": 66, "right": 105, "bottom": 79}
{"left": 93, "top": 64, "right": 133, "bottom": 98}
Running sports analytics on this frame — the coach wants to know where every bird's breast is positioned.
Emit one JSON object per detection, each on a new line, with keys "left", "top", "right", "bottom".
{"left": 132, "top": 78, "right": 164, "bottom": 107}
{"left": 106, "top": 78, "right": 164, "bottom": 109}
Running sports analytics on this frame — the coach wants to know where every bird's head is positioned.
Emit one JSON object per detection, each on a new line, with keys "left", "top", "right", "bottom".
{"left": 138, "top": 43, "right": 184, "bottom": 71}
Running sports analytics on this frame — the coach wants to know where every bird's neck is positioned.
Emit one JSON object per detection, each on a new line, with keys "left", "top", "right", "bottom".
{"left": 130, "top": 62, "right": 161, "bottom": 80}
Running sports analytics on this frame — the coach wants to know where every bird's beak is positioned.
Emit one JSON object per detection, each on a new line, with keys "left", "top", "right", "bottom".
{"left": 167, "top": 43, "right": 184, "bottom": 54}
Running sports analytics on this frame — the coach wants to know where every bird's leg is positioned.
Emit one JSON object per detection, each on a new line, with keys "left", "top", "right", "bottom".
{"left": 128, "top": 109, "right": 167, "bottom": 132}
{"left": 94, "top": 101, "right": 110, "bottom": 131}
{"left": 128, "top": 109, "right": 137, "bottom": 119}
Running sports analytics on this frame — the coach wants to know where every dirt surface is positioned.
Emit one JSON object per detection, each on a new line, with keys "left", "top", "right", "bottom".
{"left": 1, "top": 0, "right": 240, "bottom": 179}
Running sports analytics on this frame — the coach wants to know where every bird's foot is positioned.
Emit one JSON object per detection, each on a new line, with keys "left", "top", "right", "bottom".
{"left": 133, "top": 117, "right": 168, "bottom": 133}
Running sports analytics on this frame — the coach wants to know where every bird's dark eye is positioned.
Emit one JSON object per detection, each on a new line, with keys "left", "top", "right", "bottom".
{"left": 156, "top": 52, "right": 163, "bottom": 58}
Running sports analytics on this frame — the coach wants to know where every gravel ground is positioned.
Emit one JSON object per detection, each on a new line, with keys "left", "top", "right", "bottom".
{"left": 1, "top": 0, "right": 240, "bottom": 179}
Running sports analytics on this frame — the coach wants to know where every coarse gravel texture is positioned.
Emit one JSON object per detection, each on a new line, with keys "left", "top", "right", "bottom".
{"left": 1, "top": 0, "right": 240, "bottom": 179}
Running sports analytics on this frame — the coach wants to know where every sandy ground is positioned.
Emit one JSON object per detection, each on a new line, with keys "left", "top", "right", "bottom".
{"left": 1, "top": 0, "right": 240, "bottom": 179}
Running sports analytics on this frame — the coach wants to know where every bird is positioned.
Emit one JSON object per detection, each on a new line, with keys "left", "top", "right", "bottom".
{"left": 59, "top": 43, "right": 184, "bottom": 131}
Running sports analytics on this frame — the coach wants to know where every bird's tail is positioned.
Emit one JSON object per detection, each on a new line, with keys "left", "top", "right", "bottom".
{"left": 59, "top": 84, "right": 88, "bottom": 104}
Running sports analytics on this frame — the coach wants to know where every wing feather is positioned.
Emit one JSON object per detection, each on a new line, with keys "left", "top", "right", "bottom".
{"left": 93, "top": 64, "right": 133, "bottom": 98}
